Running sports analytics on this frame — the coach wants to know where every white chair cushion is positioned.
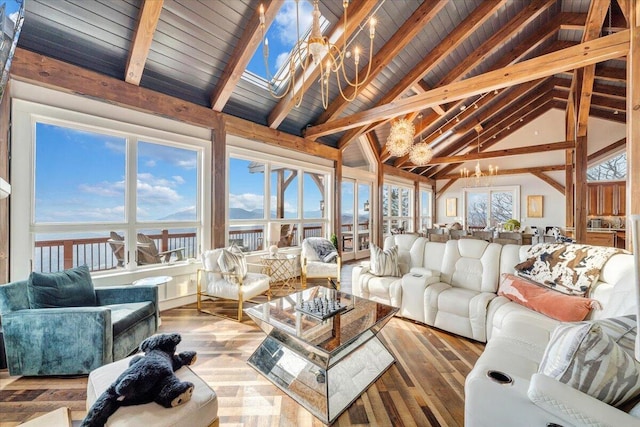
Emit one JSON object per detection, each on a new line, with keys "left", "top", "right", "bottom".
{"left": 305, "top": 260, "right": 338, "bottom": 278}
{"left": 86, "top": 356, "right": 218, "bottom": 427}
{"left": 205, "top": 272, "right": 269, "bottom": 301}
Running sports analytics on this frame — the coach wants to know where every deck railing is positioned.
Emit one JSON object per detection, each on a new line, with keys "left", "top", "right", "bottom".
{"left": 34, "top": 224, "right": 370, "bottom": 273}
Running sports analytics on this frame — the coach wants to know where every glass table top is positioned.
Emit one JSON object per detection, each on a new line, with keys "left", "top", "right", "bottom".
{"left": 244, "top": 286, "right": 398, "bottom": 357}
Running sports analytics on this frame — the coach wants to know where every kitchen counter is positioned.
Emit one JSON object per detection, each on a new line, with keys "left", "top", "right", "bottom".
{"left": 564, "top": 229, "right": 625, "bottom": 248}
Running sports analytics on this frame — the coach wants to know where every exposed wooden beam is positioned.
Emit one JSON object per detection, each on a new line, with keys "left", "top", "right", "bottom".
{"left": 312, "top": 0, "right": 447, "bottom": 126}
{"left": 588, "top": 137, "right": 626, "bottom": 163}
{"left": 304, "top": 30, "right": 630, "bottom": 139}
{"left": 211, "top": 0, "right": 283, "bottom": 112}
{"left": 11, "top": 48, "right": 338, "bottom": 162}
{"left": 438, "top": 165, "right": 565, "bottom": 180}
{"left": 576, "top": 0, "right": 610, "bottom": 137}
{"left": 435, "top": 179, "right": 457, "bottom": 198}
{"left": 428, "top": 95, "right": 554, "bottom": 178}
{"left": 125, "top": 0, "right": 164, "bottom": 85}
{"left": 414, "top": 81, "right": 446, "bottom": 115}
{"left": 212, "top": 116, "right": 226, "bottom": 249}
{"left": 267, "top": 0, "right": 377, "bottom": 127}
{"left": 329, "top": 0, "right": 508, "bottom": 148}
{"left": 442, "top": 0, "right": 557, "bottom": 87}
{"left": 532, "top": 171, "right": 565, "bottom": 194}
{"left": 395, "top": 78, "right": 551, "bottom": 168}
{"left": 382, "top": 164, "right": 434, "bottom": 185}
{"left": 626, "top": 0, "right": 640, "bottom": 237}
{"left": 427, "top": 141, "right": 575, "bottom": 166}
{"left": 554, "top": 76, "right": 627, "bottom": 99}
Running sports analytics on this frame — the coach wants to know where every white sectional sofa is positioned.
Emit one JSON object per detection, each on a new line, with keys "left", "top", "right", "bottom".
{"left": 351, "top": 234, "right": 639, "bottom": 426}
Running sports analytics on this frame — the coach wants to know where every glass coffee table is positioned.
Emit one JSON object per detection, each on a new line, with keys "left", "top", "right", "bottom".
{"left": 245, "top": 286, "right": 398, "bottom": 424}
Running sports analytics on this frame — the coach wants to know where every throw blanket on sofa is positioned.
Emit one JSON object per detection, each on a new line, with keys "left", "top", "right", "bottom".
{"left": 307, "top": 238, "right": 338, "bottom": 263}
{"left": 514, "top": 243, "right": 624, "bottom": 296}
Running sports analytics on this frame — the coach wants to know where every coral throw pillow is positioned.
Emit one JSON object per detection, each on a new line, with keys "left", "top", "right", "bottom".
{"left": 498, "top": 273, "right": 598, "bottom": 322}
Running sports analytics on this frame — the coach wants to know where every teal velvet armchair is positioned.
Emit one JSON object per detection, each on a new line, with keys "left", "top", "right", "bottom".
{"left": 0, "top": 269, "right": 159, "bottom": 376}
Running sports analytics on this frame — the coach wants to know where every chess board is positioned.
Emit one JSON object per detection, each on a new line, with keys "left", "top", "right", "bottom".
{"left": 295, "top": 296, "right": 348, "bottom": 320}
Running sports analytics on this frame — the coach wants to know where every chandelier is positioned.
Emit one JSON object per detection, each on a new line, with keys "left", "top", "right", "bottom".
{"left": 385, "top": 118, "right": 415, "bottom": 157}
{"left": 259, "top": 0, "right": 377, "bottom": 108}
{"left": 460, "top": 131, "right": 498, "bottom": 187}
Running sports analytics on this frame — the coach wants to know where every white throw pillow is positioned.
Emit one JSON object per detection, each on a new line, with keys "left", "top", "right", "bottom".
{"left": 217, "top": 246, "right": 248, "bottom": 284}
{"left": 369, "top": 244, "right": 400, "bottom": 277}
{"left": 539, "top": 315, "right": 640, "bottom": 406}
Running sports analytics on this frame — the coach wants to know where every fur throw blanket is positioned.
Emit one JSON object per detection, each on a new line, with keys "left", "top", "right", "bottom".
{"left": 514, "top": 243, "right": 624, "bottom": 296}
{"left": 305, "top": 237, "right": 338, "bottom": 263}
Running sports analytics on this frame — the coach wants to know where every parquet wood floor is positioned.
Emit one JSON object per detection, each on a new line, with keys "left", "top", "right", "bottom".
{"left": 0, "top": 274, "right": 485, "bottom": 426}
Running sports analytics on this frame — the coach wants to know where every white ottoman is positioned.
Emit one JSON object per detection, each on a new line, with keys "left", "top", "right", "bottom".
{"left": 86, "top": 356, "right": 218, "bottom": 427}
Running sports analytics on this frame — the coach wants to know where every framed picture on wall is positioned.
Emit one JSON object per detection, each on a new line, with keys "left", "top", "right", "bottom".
{"left": 527, "top": 195, "right": 543, "bottom": 218}
{"left": 446, "top": 198, "right": 457, "bottom": 217}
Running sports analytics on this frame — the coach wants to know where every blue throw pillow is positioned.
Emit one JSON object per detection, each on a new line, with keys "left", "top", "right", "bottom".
{"left": 27, "top": 265, "right": 97, "bottom": 308}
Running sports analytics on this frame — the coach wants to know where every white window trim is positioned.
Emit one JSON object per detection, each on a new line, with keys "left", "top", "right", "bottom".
{"left": 462, "top": 185, "right": 521, "bottom": 229}
{"left": 11, "top": 98, "right": 211, "bottom": 280}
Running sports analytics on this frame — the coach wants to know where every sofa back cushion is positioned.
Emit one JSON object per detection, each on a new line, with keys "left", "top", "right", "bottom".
{"left": 27, "top": 265, "right": 96, "bottom": 308}
{"left": 422, "top": 241, "right": 447, "bottom": 274}
{"left": 384, "top": 234, "right": 426, "bottom": 275}
{"left": 440, "top": 239, "right": 502, "bottom": 293}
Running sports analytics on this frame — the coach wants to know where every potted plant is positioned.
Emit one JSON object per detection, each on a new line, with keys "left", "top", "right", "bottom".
{"left": 504, "top": 219, "right": 521, "bottom": 231}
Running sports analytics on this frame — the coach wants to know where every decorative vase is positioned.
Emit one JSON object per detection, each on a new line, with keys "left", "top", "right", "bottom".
{"left": 269, "top": 245, "right": 278, "bottom": 256}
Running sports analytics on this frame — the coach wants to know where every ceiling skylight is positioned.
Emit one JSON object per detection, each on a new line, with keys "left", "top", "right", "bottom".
{"left": 244, "top": 0, "right": 329, "bottom": 92}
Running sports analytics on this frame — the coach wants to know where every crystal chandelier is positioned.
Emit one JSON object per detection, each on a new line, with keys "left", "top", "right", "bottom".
{"left": 259, "top": 0, "right": 376, "bottom": 108}
{"left": 385, "top": 118, "right": 415, "bottom": 157}
{"left": 460, "top": 131, "right": 498, "bottom": 187}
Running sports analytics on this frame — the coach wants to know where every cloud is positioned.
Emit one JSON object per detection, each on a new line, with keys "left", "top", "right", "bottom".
{"left": 275, "top": 52, "right": 289, "bottom": 71}
{"left": 229, "top": 193, "right": 264, "bottom": 211}
{"left": 172, "top": 175, "right": 185, "bottom": 185}
{"left": 145, "top": 160, "right": 156, "bottom": 167}
{"left": 78, "top": 180, "right": 125, "bottom": 197}
{"left": 9, "top": 11, "right": 19, "bottom": 23}
{"left": 273, "top": 0, "right": 313, "bottom": 46}
{"left": 137, "top": 174, "right": 181, "bottom": 206}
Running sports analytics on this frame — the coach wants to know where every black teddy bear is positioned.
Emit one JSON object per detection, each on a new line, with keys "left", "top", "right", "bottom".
{"left": 81, "top": 333, "right": 197, "bottom": 427}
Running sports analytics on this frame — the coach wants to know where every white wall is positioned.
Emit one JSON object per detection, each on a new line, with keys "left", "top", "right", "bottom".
{"left": 435, "top": 108, "right": 626, "bottom": 228}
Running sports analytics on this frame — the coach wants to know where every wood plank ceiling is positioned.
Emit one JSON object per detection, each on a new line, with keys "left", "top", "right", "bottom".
{"left": 15, "top": 0, "right": 629, "bottom": 180}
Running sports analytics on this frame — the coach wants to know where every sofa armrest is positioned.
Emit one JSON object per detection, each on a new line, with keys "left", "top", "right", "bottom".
{"left": 96, "top": 285, "right": 158, "bottom": 306}
{"left": 2, "top": 307, "right": 113, "bottom": 375}
{"left": 528, "top": 373, "right": 640, "bottom": 427}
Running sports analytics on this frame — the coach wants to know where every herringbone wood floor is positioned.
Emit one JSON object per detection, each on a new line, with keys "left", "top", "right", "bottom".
{"left": 0, "top": 283, "right": 484, "bottom": 426}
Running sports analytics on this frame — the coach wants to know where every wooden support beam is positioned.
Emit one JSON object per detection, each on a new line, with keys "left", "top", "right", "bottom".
{"left": 627, "top": 0, "right": 640, "bottom": 245}
{"left": 575, "top": 135, "right": 589, "bottom": 243}
{"left": 532, "top": 171, "right": 565, "bottom": 194}
{"left": 427, "top": 141, "right": 575, "bottom": 166}
{"left": 304, "top": 30, "right": 630, "bottom": 139}
{"left": 211, "top": 0, "right": 283, "bottom": 112}
{"left": 435, "top": 178, "right": 457, "bottom": 199}
{"left": 267, "top": 0, "right": 377, "bottom": 127}
{"left": 382, "top": 164, "right": 435, "bottom": 186}
{"left": 438, "top": 164, "right": 565, "bottom": 180}
{"left": 588, "top": 137, "right": 626, "bottom": 163}
{"left": 364, "top": 132, "right": 381, "bottom": 163}
{"left": 125, "top": 0, "right": 164, "bottom": 85}
{"left": 328, "top": 0, "right": 507, "bottom": 149}
{"left": 11, "top": 48, "right": 339, "bottom": 162}
{"left": 212, "top": 115, "right": 226, "bottom": 249}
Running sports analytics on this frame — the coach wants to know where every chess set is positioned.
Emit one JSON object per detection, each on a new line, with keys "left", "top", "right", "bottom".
{"left": 295, "top": 296, "right": 348, "bottom": 320}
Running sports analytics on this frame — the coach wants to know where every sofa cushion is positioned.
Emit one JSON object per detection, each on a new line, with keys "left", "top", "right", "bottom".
{"left": 539, "top": 315, "right": 640, "bottom": 406}
{"left": 370, "top": 244, "right": 400, "bottom": 277}
{"left": 107, "top": 302, "right": 156, "bottom": 338}
{"left": 498, "top": 273, "right": 598, "bottom": 322}
{"left": 27, "top": 265, "right": 96, "bottom": 309}
{"left": 514, "top": 243, "right": 622, "bottom": 296}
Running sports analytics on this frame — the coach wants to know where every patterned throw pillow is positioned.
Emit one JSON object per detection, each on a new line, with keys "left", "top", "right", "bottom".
{"left": 217, "top": 246, "right": 248, "bottom": 284}
{"left": 370, "top": 244, "right": 400, "bottom": 277}
{"left": 539, "top": 315, "right": 640, "bottom": 406}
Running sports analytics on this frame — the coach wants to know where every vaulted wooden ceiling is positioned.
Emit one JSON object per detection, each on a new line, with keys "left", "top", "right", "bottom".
{"left": 15, "top": 0, "right": 629, "bottom": 179}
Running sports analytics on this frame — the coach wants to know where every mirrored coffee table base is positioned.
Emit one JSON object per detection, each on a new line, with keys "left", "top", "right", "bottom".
{"left": 245, "top": 287, "right": 398, "bottom": 425}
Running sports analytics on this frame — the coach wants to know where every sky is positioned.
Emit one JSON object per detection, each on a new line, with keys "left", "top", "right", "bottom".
{"left": 2, "top": 0, "right": 22, "bottom": 20}
{"left": 35, "top": 123, "right": 198, "bottom": 223}
{"left": 246, "top": 0, "right": 314, "bottom": 80}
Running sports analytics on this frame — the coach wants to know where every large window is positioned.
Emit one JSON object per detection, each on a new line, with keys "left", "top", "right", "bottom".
{"left": 464, "top": 187, "right": 519, "bottom": 229}
{"left": 228, "top": 148, "right": 331, "bottom": 251}
{"left": 419, "top": 186, "right": 433, "bottom": 232}
{"left": 587, "top": 152, "right": 626, "bottom": 181}
{"left": 382, "top": 181, "right": 414, "bottom": 236}
{"left": 12, "top": 101, "right": 209, "bottom": 276}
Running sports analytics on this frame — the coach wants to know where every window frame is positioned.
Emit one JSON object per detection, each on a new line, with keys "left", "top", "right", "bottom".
{"left": 226, "top": 142, "right": 334, "bottom": 252}
{"left": 462, "top": 185, "right": 520, "bottom": 230}
{"left": 382, "top": 177, "right": 415, "bottom": 237}
{"left": 11, "top": 99, "right": 211, "bottom": 279}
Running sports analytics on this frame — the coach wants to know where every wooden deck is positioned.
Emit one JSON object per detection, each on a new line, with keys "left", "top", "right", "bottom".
{"left": 0, "top": 272, "right": 484, "bottom": 426}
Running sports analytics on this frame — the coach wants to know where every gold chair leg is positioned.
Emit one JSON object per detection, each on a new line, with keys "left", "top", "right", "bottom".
{"left": 237, "top": 295, "right": 244, "bottom": 321}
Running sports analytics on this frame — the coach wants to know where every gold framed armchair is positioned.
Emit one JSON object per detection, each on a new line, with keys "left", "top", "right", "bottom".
{"left": 300, "top": 237, "right": 341, "bottom": 290}
{"left": 197, "top": 248, "right": 270, "bottom": 321}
